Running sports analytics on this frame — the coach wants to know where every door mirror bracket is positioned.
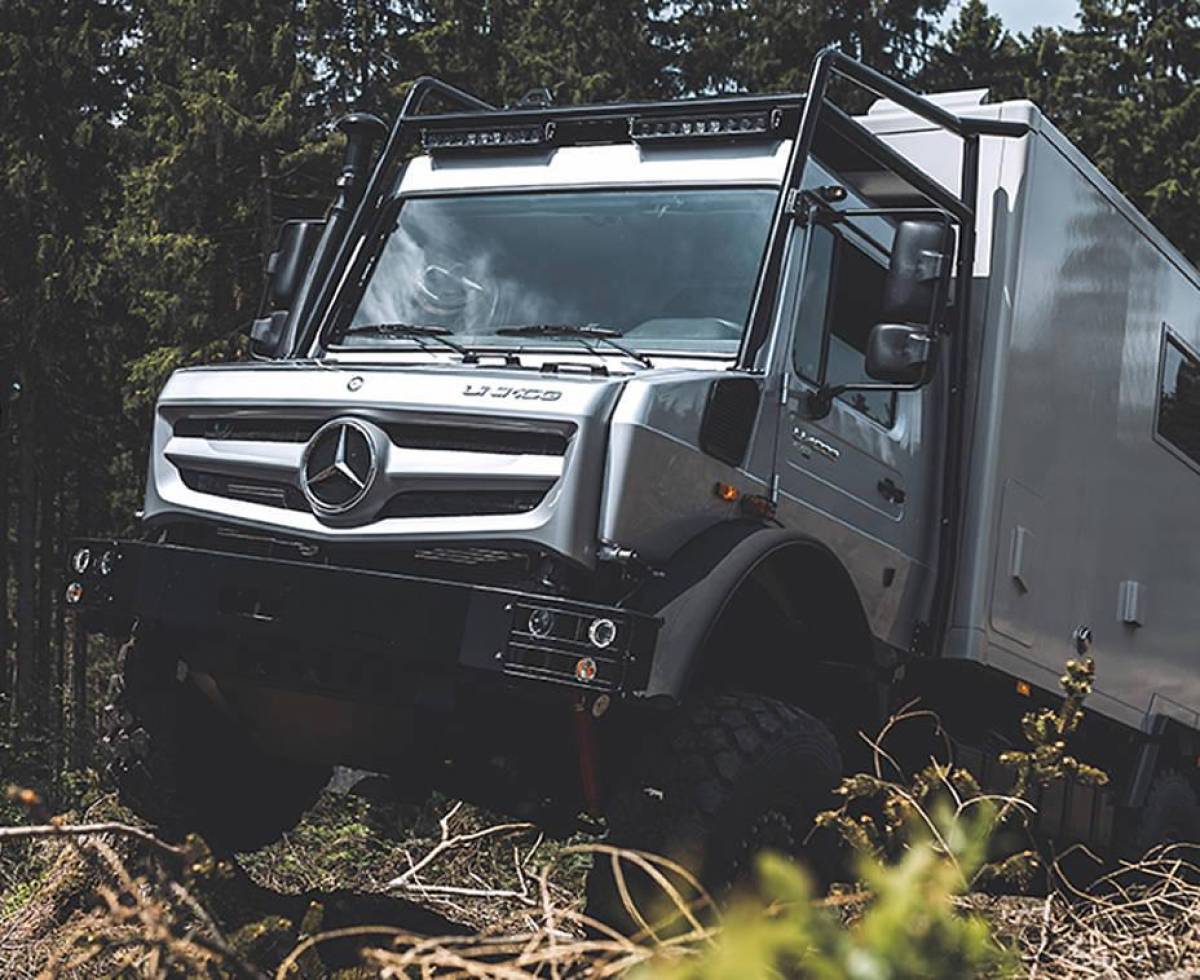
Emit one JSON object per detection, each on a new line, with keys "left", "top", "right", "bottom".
{"left": 801, "top": 217, "right": 954, "bottom": 419}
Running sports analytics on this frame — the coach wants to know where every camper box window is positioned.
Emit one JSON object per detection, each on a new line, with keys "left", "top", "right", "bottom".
{"left": 1157, "top": 328, "right": 1200, "bottom": 469}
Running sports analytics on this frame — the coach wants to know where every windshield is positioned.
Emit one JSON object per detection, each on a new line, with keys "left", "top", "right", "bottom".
{"left": 334, "top": 187, "right": 776, "bottom": 357}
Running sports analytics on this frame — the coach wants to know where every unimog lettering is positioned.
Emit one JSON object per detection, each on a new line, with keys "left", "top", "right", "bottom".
{"left": 462, "top": 384, "right": 563, "bottom": 401}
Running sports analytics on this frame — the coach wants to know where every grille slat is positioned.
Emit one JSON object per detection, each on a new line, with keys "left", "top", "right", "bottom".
{"left": 173, "top": 416, "right": 572, "bottom": 456}
{"left": 179, "top": 468, "right": 550, "bottom": 518}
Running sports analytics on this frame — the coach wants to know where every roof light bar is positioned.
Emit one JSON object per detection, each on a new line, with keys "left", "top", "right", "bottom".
{"left": 421, "top": 121, "right": 556, "bottom": 153}
{"left": 629, "top": 108, "right": 783, "bottom": 142}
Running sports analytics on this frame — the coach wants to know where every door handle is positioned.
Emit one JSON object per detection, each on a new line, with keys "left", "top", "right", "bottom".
{"left": 792, "top": 427, "right": 840, "bottom": 461}
{"left": 877, "top": 477, "right": 906, "bottom": 505}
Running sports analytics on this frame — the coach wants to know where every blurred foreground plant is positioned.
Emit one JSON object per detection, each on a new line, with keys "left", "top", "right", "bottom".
{"left": 639, "top": 654, "right": 1108, "bottom": 978}
{"left": 814, "top": 653, "right": 1108, "bottom": 892}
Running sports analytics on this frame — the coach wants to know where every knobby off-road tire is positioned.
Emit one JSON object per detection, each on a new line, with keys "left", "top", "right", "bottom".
{"left": 1133, "top": 771, "right": 1200, "bottom": 855}
{"left": 102, "top": 630, "right": 331, "bottom": 853}
{"left": 587, "top": 691, "right": 842, "bottom": 931}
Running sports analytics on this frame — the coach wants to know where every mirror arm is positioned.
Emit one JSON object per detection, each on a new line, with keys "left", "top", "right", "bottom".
{"left": 803, "top": 374, "right": 932, "bottom": 420}
{"left": 803, "top": 328, "right": 936, "bottom": 421}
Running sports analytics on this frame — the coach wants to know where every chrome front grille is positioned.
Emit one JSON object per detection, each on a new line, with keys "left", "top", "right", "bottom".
{"left": 166, "top": 411, "right": 570, "bottom": 522}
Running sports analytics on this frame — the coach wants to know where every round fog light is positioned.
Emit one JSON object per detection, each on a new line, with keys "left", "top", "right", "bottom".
{"left": 99, "top": 549, "right": 117, "bottom": 576}
{"left": 528, "top": 608, "right": 555, "bottom": 638}
{"left": 575, "top": 657, "right": 598, "bottom": 683}
{"left": 72, "top": 547, "right": 91, "bottom": 575}
{"left": 65, "top": 581, "right": 85, "bottom": 605}
{"left": 588, "top": 617, "right": 617, "bottom": 649}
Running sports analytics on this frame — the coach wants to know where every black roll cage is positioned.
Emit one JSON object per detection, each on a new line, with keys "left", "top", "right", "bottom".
{"left": 291, "top": 48, "right": 1031, "bottom": 659}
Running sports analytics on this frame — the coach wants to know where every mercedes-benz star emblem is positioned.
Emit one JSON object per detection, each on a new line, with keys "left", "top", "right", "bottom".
{"left": 301, "top": 419, "right": 379, "bottom": 515}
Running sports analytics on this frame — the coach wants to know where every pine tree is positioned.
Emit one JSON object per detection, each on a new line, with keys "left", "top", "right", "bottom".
{"left": 0, "top": 0, "right": 129, "bottom": 747}
{"left": 921, "top": 0, "right": 1027, "bottom": 97}
{"left": 1044, "top": 0, "right": 1200, "bottom": 263}
{"left": 674, "top": 0, "right": 950, "bottom": 96}
{"left": 407, "top": 0, "right": 672, "bottom": 105}
{"left": 114, "top": 0, "right": 331, "bottom": 416}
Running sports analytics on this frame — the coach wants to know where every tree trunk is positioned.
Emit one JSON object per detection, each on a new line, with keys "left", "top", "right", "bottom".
{"left": 0, "top": 419, "right": 10, "bottom": 723}
{"left": 71, "top": 465, "right": 89, "bottom": 768}
{"left": 14, "top": 367, "right": 37, "bottom": 745}
{"left": 37, "top": 447, "right": 58, "bottom": 762}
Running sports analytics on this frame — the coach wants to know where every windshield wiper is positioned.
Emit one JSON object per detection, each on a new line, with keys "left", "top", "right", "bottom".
{"left": 338, "top": 322, "right": 478, "bottom": 360}
{"left": 494, "top": 324, "right": 653, "bottom": 368}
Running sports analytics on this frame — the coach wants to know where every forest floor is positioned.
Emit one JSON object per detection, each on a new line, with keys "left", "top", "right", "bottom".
{"left": 1, "top": 776, "right": 1199, "bottom": 978}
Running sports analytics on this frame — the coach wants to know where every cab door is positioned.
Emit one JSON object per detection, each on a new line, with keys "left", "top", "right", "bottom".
{"left": 773, "top": 219, "right": 938, "bottom": 643}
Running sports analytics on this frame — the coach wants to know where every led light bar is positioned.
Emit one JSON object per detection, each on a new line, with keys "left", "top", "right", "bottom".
{"left": 421, "top": 121, "right": 556, "bottom": 153}
{"left": 629, "top": 108, "right": 783, "bottom": 142}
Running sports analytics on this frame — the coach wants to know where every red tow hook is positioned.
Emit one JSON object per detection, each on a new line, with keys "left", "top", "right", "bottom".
{"left": 573, "top": 698, "right": 602, "bottom": 815}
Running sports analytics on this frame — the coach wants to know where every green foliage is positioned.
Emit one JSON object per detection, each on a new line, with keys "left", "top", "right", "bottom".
{"left": 920, "top": 0, "right": 1028, "bottom": 97}
{"left": 642, "top": 831, "right": 1013, "bottom": 979}
{"left": 999, "top": 655, "right": 1109, "bottom": 798}
{"left": 815, "top": 656, "right": 1107, "bottom": 894}
{"left": 921, "top": 0, "right": 1200, "bottom": 264}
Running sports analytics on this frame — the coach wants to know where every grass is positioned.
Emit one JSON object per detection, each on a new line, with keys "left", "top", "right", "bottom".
{"left": 1, "top": 654, "right": 1197, "bottom": 977}
{"left": 1, "top": 783, "right": 1200, "bottom": 977}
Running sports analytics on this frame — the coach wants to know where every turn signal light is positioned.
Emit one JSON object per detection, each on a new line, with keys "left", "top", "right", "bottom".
{"left": 1016, "top": 680, "right": 1032, "bottom": 697}
{"left": 714, "top": 482, "right": 740, "bottom": 502}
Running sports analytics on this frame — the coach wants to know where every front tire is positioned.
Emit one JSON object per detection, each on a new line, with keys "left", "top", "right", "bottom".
{"left": 102, "top": 630, "right": 331, "bottom": 853}
{"left": 587, "top": 691, "right": 841, "bottom": 930}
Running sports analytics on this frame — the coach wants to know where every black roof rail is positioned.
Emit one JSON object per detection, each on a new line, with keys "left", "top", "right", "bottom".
{"left": 295, "top": 51, "right": 1031, "bottom": 359}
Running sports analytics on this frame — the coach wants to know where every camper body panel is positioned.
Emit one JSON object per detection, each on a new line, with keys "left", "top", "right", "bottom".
{"left": 868, "top": 100, "right": 1200, "bottom": 732}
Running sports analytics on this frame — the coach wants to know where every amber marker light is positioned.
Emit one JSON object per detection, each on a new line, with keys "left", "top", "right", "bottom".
{"left": 1016, "top": 680, "right": 1032, "bottom": 697}
{"left": 714, "top": 482, "right": 740, "bottom": 502}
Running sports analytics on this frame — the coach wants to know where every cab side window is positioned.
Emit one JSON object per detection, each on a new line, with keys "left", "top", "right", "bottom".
{"left": 793, "top": 226, "right": 896, "bottom": 428}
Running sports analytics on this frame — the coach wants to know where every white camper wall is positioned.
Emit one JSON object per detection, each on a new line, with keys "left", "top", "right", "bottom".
{"left": 868, "top": 100, "right": 1200, "bottom": 732}
{"left": 979, "top": 116, "right": 1200, "bottom": 731}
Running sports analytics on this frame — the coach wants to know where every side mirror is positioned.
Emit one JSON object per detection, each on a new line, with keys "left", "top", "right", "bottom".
{"left": 880, "top": 219, "right": 955, "bottom": 326}
{"left": 864, "top": 219, "right": 954, "bottom": 384}
{"left": 267, "top": 219, "right": 325, "bottom": 310}
{"left": 866, "top": 323, "right": 935, "bottom": 383}
{"left": 248, "top": 219, "right": 324, "bottom": 358}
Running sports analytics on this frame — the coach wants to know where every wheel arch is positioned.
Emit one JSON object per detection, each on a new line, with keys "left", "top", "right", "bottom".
{"left": 630, "top": 520, "right": 885, "bottom": 735}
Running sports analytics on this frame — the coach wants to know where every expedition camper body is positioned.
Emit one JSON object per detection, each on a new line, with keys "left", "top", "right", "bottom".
{"left": 66, "top": 52, "right": 1200, "bottom": 897}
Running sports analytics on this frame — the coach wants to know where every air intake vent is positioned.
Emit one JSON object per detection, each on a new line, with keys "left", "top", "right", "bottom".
{"left": 379, "top": 488, "right": 551, "bottom": 519}
{"left": 179, "top": 470, "right": 308, "bottom": 510}
{"left": 174, "top": 418, "right": 319, "bottom": 442}
{"left": 699, "top": 377, "right": 762, "bottom": 466}
{"left": 382, "top": 422, "right": 571, "bottom": 456}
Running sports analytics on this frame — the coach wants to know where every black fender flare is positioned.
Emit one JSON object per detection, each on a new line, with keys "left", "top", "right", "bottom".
{"left": 627, "top": 519, "right": 871, "bottom": 703}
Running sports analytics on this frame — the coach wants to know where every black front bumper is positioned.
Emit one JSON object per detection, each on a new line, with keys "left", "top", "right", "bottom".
{"left": 64, "top": 540, "right": 660, "bottom": 701}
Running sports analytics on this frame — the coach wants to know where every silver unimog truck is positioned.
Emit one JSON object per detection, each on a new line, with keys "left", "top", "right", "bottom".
{"left": 66, "top": 50, "right": 1200, "bottom": 904}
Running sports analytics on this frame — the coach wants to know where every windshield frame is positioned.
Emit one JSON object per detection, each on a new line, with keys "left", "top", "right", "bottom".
{"left": 317, "top": 181, "right": 780, "bottom": 361}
